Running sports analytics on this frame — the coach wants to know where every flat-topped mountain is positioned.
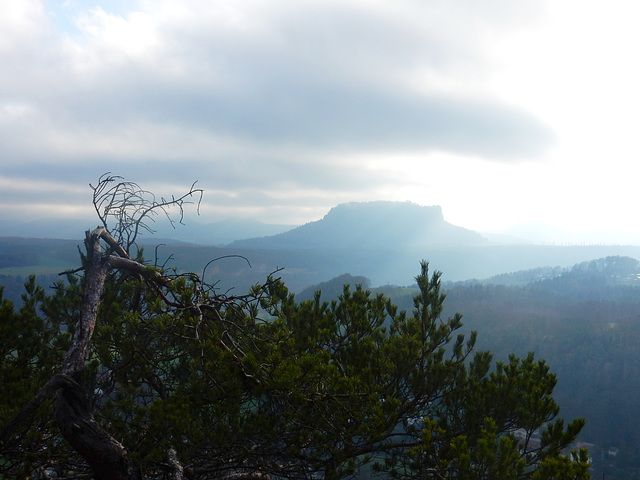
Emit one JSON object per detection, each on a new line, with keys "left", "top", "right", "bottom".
{"left": 230, "top": 201, "right": 487, "bottom": 250}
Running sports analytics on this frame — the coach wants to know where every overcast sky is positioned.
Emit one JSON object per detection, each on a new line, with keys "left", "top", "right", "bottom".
{"left": 2, "top": 0, "right": 640, "bottom": 243}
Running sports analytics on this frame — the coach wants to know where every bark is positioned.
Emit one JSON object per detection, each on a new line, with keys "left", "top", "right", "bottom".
{"left": 168, "top": 448, "right": 184, "bottom": 480}
{"left": 53, "top": 376, "right": 142, "bottom": 480}
{"left": 0, "top": 375, "right": 76, "bottom": 443}
{"left": 52, "top": 228, "right": 143, "bottom": 480}
{"left": 60, "top": 228, "right": 108, "bottom": 377}
{"left": 3, "top": 227, "right": 181, "bottom": 478}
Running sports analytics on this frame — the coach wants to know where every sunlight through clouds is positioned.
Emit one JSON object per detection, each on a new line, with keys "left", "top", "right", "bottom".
{"left": 1, "top": 0, "right": 640, "bottom": 242}
{"left": 62, "top": 6, "right": 162, "bottom": 71}
{"left": 0, "top": 0, "right": 46, "bottom": 53}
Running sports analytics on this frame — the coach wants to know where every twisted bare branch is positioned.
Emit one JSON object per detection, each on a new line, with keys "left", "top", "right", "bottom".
{"left": 91, "top": 173, "right": 203, "bottom": 250}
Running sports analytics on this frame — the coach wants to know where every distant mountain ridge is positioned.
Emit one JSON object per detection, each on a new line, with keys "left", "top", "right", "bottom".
{"left": 295, "top": 255, "right": 640, "bottom": 303}
{"left": 0, "top": 217, "right": 294, "bottom": 246}
{"left": 230, "top": 201, "right": 487, "bottom": 250}
{"left": 5, "top": 201, "right": 640, "bottom": 291}
{"left": 453, "top": 255, "right": 640, "bottom": 288}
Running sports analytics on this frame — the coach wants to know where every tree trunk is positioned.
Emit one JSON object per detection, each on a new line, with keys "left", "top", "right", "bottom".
{"left": 52, "top": 228, "right": 143, "bottom": 480}
{"left": 53, "top": 380, "right": 142, "bottom": 480}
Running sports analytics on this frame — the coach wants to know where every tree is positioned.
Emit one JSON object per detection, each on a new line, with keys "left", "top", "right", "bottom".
{"left": 0, "top": 175, "right": 589, "bottom": 479}
{"left": 252, "top": 265, "right": 589, "bottom": 480}
{"left": 1, "top": 174, "right": 207, "bottom": 479}
{"left": 0, "top": 277, "right": 73, "bottom": 477}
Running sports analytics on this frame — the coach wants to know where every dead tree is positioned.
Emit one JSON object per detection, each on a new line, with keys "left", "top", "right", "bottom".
{"left": 1, "top": 174, "right": 203, "bottom": 479}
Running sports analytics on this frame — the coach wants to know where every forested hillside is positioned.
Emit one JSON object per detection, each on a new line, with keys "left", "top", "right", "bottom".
{"left": 5, "top": 231, "right": 640, "bottom": 301}
{"left": 4, "top": 194, "right": 640, "bottom": 478}
{"left": 0, "top": 256, "right": 590, "bottom": 479}
{"left": 359, "top": 256, "right": 640, "bottom": 479}
{"left": 296, "top": 257, "right": 640, "bottom": 478}
{"left": 0, "top": 176, "right": 596, "bottom": 479}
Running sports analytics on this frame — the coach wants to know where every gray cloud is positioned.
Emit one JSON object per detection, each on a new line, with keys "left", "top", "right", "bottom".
{"left": 52, "top": 85, "right": 551, "bottom": 158}
{"left": 5, "top": 0, "right": 552, "bottom": 156}
{"left": 0, "top": 0, "right": 554, "bottom": 224}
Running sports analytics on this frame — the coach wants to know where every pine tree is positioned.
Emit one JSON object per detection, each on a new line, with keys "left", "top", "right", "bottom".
{"left": 0, "top": 176, "right": 590, "bottom": 479}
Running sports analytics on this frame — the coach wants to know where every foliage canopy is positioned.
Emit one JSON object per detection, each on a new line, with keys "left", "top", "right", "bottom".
{"left": 0, "top": 176, "right": 589, "bottom": 479}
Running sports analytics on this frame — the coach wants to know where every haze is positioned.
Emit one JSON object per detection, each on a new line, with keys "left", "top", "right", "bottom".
{"left": 2, "top": 0, "right": 639, "bottom": 244}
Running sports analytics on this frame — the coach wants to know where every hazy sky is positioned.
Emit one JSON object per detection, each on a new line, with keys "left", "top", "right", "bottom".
{"left": 2, "top": 0, "right": 640, "bottom": 242}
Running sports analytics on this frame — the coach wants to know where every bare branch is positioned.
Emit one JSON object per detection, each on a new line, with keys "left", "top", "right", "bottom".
{"left": 90, "top": 173, "right": 203, "bottom": 249}
{"left": 99, "top": 228, "right": 130, "bottom": 259}
{"left": 202, "top": 255, "right": 252, "bottom": 280}
{"left": 107, "top": 256, "right": 172, "bottom": 287}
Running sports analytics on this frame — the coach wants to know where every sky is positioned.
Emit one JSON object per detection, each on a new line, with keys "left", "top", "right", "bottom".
{"left": 2, "top": 0, "right": 640, "bottom": 244}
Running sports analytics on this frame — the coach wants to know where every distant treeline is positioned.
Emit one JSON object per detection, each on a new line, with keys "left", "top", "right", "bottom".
{"left": 294, "top": 257, "right": 640, "bottom": 479}
{"left": 394, "top": 258, "right": 640, "bottom": 479}
{"left": 4, "top": 238, "right": 640, "bottom": 478}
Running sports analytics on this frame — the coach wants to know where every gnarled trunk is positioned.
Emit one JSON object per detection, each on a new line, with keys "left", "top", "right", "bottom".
{"left": 52, "top": 228, "right": 143, "bottom": 480}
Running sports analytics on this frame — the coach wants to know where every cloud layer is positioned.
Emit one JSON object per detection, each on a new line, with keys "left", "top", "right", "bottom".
{"left": 1, "top": 0, "right": 557, "bottom": 227}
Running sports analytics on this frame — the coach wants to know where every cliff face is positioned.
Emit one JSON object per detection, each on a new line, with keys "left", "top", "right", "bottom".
{"left": 230, "top": 201, "right": 487, "bottom": 250}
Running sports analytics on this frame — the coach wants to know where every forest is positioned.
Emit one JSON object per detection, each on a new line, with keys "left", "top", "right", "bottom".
{"left": 446, "top": 259, "right": 640, "bottom": 480}
{"left": 298, "top": 258, "right": 640, "bottom": 479}
{"left": 0, "top": 176, "right": 636, "bottom": 479}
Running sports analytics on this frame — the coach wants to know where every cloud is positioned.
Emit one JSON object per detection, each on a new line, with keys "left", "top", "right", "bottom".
{"left": 5, "top": 0, "right": 553, "bottom": 154}
{"left": 0, "top": 1, "right": 47, "bottom": 53}
{"left": 0, "top": 0, "right": 554, "bottom": 225}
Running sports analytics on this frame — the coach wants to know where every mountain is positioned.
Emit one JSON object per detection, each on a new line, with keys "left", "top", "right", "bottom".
{"left": 451, "top": 255, "right": 640, "bottom": 289}
{"left": 151, "top": 218, "right": 295, "bottom": 245}
{"left": 0, "top": 217, "right": 294, "bottom": 246}
{"left": 296, "top": 273, "right": 371, "bottom": 302}
{"left": 0, "top": 218, "right": 95, "bottom": 241}
{"left": 230, "top": 201, "right": 487, "bottom": 249}
{"left": 5, "top": 201, "right": 640, "bottom": 293}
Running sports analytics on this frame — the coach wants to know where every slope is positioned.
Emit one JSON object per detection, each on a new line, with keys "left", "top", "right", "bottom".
{"left": 230, "top": 201, "right": 487, "bottom": 250}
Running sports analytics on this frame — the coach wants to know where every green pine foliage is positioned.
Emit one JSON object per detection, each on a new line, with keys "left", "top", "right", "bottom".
{"left": 0, "top": 276, "right": 78, "bottom": 476}
{"left": 0, "top": 260, "right": 589, "bottom": 479}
